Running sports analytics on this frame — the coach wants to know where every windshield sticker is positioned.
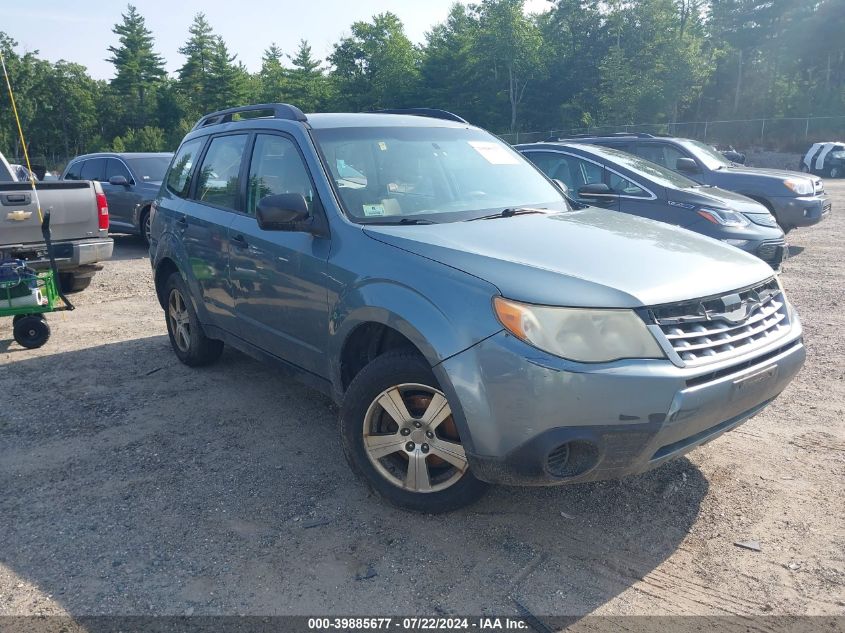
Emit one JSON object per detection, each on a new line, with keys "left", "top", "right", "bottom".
{"left": 378, "top": 141, "right": 387, "bottom": 151}
{"left": 362, "top": 204, "right": 385, "bottom": 217}
{"left": 468, "top": 141, "right": 520, "bottom": 165}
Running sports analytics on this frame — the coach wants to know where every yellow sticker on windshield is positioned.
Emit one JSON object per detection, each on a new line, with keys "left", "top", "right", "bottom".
{"left": 468, "top": 141, "right": 520, "bottom": 165}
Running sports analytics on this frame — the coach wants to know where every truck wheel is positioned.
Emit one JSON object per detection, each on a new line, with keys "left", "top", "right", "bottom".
{"left": 13, "top": 315, "right": 50, "bottom": 349}
{"left": 164, "top": 272, "right": 223, "bottom": 366}
{"left": 340, "top": 350, "right": 489, "bottom": 513}
{"left": 59, "top": 273, "right": 92, "bottom": 294}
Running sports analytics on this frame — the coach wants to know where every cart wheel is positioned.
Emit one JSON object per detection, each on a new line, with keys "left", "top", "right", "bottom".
{"left": 13, "top": 314, "right": 25, "bottom": 325}
{"left": 13, "top": 315, "right": 50, "bottom": 349}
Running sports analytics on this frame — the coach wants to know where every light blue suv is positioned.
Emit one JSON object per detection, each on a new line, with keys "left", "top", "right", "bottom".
{"left": 150, "top": 104, "right": 806, "bottom": 512}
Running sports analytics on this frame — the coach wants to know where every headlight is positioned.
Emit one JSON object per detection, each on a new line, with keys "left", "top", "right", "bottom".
{"left": 783, "top": 178, "right": 814, "bottom": 195}
{"left": 493, "top": 297, "right": 665, "bottom": 363}
{"left": 697, "top": 207, "right": 750, "bottom": 227}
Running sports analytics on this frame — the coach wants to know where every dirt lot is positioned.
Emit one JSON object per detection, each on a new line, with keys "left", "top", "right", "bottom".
{"left": 1, "top": 182, "right": 843, "bottom": 623}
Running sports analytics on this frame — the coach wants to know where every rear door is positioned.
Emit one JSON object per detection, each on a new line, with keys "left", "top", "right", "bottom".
{"left": 227, "top": 131, "right": 331, "bottom": 376}
{"left": 102, "top": 158, "right": 136, "bottom": 230}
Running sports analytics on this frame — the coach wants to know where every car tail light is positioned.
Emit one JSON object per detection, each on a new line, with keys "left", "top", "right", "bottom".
{"left": 94, "top": 181, "right": 109, "bottom": 230}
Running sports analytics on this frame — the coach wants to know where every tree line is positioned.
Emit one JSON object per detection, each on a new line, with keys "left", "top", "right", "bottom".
{"left": 1, "top": 0, "right": 843, "bottom": 167}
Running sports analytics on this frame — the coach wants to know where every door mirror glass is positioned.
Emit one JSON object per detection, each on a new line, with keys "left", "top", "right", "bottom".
{"left": 675, "top": 157, "right": 699, "bottom": 173}
{"left": 577, "top": 183, "right": 616, "bottom": 198}
{"left": 552, "top": 179, "right": 569, "bottom": 196}
{"left": 108, "top": 175, "right": 129, "bottom": 186}
{"left": 256, "top": 193, "right": 310, "bottom": 231}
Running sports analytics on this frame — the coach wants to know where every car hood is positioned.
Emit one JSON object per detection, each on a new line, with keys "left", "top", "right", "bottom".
{"left": 672, "top": 186, "right": 771, "bottom": 215}
{"left": 718, "top": 165, "right": 816, "bottom": 183}
{"left": 363, "top": 209, "right": 773, "bottom": 308}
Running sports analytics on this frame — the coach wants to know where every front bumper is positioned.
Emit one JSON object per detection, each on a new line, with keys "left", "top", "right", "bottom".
{"left": 436, "top": 322, "right": 805, "bottom": 486}
{"left": 769, "top": 194, "right": 830, "bottom": 228}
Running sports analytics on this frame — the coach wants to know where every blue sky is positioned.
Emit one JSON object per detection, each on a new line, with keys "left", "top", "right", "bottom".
{"left": 4, "top": 0, "right": 551, "bottom": 80}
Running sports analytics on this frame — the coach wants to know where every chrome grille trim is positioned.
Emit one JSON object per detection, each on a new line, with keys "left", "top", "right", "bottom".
{"left": 649, "top": 278, "right": 792, "bottom": 366}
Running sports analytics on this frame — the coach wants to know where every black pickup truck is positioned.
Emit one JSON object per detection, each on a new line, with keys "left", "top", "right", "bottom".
{"left": 552, "top": 134, "right": 831, "bottom": 233}
{"left": 0, "top": 152, "right": 113, "bottom": 292}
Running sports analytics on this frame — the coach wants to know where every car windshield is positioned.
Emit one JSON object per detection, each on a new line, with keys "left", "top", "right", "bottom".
{"left": 126, "top": 156, "right": 172, "bottom": 183}
{"left": 312, "top": 126, "right": 566, "bottom": 223}
{"left": 677, "top": 139, "right": 733, "bottom": 170}
{"left": 581, "top": 144, "right": 700, "bottom": 189}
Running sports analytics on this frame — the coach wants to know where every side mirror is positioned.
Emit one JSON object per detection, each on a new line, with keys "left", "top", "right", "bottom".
{"left": 256, "top": 193, "right": 310, "bottom": 231}
{"left": 675, "top": 157, "right": 699, "bottom": 173}
{"left": 577, "top": 183, "right": 616, "bottom": 198}
{"left": 109, "top": 175, "right": 129, "bottom": 186}
{"left": 552, "top": 179, "right": 570, "bottom": 196}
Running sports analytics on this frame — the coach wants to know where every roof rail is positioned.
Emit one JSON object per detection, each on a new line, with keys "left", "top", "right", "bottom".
{"left": 372, "top": 108, "right": 468, "bottom": 124}
{"left": 547, "top": 132, "right": 656, "bottom": 141}
{"left": 192, "top": 103, "right": 307, "bottom": 130}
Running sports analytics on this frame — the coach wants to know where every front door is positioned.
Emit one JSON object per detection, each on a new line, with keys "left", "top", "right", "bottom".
{"left": 102, "top": 158, "right": 136, "bottom": 231}
{"left": 228, "top": 132, "right": 331, "bottom": 377}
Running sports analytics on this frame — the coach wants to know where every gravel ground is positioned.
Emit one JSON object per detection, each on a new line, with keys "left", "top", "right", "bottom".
{"left": 1, "top": 182, "right": 844, "bottom": 622}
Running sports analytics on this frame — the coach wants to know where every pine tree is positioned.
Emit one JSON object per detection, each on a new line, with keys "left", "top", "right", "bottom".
{"left": 287, "top": 40, "right": 330, "bottom": 111}
{"left": 106, "top": 4, "right": 165, "bottom": 127}
{"left": 177, "top": 13, "right": 216, "bottom": 117}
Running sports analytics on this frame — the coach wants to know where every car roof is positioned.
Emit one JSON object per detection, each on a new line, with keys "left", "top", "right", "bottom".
{"left": 305, "top": 112, "right": 470, "bottom": 130}
{"left": 68, "top": 152, "right": 173, "bottom": 163}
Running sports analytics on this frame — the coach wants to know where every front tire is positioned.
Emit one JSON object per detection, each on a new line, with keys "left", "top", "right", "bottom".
{"left": 830, "top": 166, "right": 842, "bottom": 179}
{"left": 163, "top": 272, "right": 223, "bottom": 367}
{"left": 59, "top": 273, "right": 92, "bottom": 294}
{"left": 340, "top": 351, "right": 488, "bottom": 512}
{"left": 140, "top": 208, "right": 152, "bottom": 246}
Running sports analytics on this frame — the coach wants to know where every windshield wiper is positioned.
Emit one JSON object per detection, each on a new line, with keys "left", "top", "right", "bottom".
{"left": 363, "top": 217, "right": 436, "bottom": 225}
{"left": 468, "top": 207, "right": 548, "bottom": 221}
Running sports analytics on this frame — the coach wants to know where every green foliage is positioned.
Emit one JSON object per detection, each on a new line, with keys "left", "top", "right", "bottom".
{"left": 1, "top": 0, "right": 844, "bottom": 167}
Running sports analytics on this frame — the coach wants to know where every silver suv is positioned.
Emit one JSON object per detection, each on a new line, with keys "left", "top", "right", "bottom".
{"left": 150, "top": 105, "right": 806, "bottom": 512}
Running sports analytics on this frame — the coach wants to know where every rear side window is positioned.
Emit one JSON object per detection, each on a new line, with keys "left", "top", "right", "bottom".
{"left": 166, "top": 138, "right": 204, "bottom": 198}
{"left": 194, "top": 134, "right": 248, "bottom": 210}
{"left": 64, "top": 161, "right": 82, "bottom": 180}
{"left": 80, "top": 158, "right": 105, "bottom": 181}
{"left": 246, "top": 134, "right": 317, "bottom": 216}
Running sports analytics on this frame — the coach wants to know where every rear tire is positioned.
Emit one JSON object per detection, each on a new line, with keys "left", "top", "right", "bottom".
{"left": 163, "top": 272, "right": 223, "bottom": 367}
{"left": 59, "top": 273, "right": 92, "bottom": 294}
{"left": 340, "top": 350, "right": 489, "bottom": 513}
{"left": 13, "top": 315, "right": 50, "bottom": 349}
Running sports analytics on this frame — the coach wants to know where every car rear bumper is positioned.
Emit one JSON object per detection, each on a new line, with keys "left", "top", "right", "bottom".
{"left": 769, "top": 194, "right": 830, "bottom": 228}
{"left": 436, "top": 322, "right": 805, "bottom": 486}
{"left": 14, "top": 238, "right": 113, "bottom": 270}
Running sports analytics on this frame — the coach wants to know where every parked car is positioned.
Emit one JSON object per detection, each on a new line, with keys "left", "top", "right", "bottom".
{"left": 800, "top": 141, "right": 845, "bottom": 178}
{"left": 63, "top": 152, "right": 173, "bottom": 244}
{"left": 1, "top": 151, "right": 112, "bottom": 293}
{"left": 714, "top": 145, "right": 746, "bottom": 165}
{"left": 150, "top": 104, "right": 806, "bottom": 512}
{"left": 550, "top": 133, "right": 829, "bottom": 232}
{"left": 517, "top": 141, "right": 787, "bottom": 269}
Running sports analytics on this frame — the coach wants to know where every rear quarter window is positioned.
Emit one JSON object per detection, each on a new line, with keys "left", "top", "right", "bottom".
{"left": 166, "top": 138, "right": 205, "bottom": 198}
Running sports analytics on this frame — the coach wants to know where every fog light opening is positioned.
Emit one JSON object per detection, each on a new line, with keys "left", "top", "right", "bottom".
{"left": 545, "top": 440, "right": 599, "bottom": 478}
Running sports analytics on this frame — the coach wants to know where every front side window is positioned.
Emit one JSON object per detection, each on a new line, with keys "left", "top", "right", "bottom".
{"left": 313, "top": 127, "right": 565, "bottom": 223}
{"left": 194, "top": 135, "right": 248, "bottom": 210}
{"left": 246, "top": 134, "right": 317, "bottom": 216}
{"left": 166, "top": 138, "right": 204, "bottom": 199}
{"left": 608, "top": 172, "right": 648, "bottom": 197}
{"left": 105, "top": 158, "right": 132, "bottom": 183}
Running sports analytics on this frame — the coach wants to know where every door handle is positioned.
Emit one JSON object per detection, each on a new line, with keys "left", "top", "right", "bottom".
{"left": 176, "top": 215, "right": 188, "bottom": 229}
{"left": 231, "top": 234, "right": 249, "bottom": 249}
{"left": 2, "top": 193, "right": 30, "bottom": 206}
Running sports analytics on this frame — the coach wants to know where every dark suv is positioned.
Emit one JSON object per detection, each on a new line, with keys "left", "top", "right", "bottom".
{"left": 149, "top": 104, "right": 804, "bottom": 512}
{"left": 553, "top": 134, "right": 830, "bottom": 232}
{"left": 63, "top": 152, "right": 173, "bottom": 243}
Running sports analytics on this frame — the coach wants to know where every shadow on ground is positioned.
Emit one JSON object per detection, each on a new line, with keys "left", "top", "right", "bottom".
{"left": 109, "top": 234, "right": 149, "bottom": 262}
{"left": 1, "top": 336, "right": 708, "bottom": 619}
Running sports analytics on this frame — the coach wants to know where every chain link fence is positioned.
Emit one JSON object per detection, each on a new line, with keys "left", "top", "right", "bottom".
{"left": 498, "top": 115, "right": 845, "bottom": 150}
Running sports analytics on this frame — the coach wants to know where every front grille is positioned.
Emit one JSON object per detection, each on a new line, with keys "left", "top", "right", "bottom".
{"left": 757, "top": 240, "right": 786, "bottom": 269}
{"left": 650, "top": 278, "right": 791, "bottom": 366}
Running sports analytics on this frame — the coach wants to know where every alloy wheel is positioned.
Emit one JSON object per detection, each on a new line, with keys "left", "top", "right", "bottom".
{"left": 362, "top": 383, "right": 468, "bottom": 493}
{"left": 168, "top": 289, "right": 191, "bottom": 352}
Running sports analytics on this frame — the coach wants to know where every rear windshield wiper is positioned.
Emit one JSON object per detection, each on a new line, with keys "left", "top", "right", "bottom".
{"left": 362, "top": 217, "right": 436, "bottom": 225}
{"left": 468, "top": 207, "right": 548, "bottom": 221}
